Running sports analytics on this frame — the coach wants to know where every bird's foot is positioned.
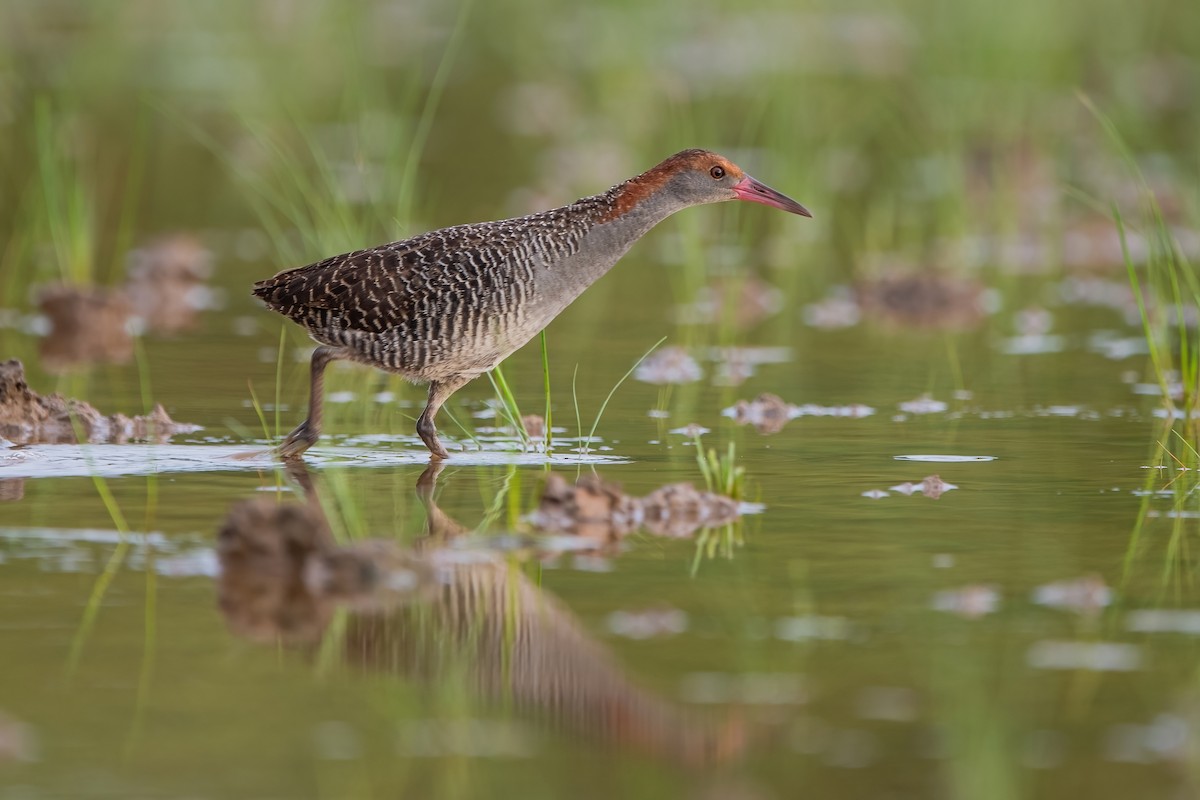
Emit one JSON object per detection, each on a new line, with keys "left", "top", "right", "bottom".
{"left": 277, "top": 420, "right": 319, "bottom": 461}
{"left": 416, "top": 416, "right": 450, "bottom": 460}
{"left": 426, "top": 438, "right": 451, "bottom": 461}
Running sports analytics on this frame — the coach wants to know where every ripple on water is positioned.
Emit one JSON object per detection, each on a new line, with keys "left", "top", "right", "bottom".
{"left": 893, "top": 454, "right": 997, "bottom": 462}
{"left": 0, "top": 442, "right": 628, "bottom": 480}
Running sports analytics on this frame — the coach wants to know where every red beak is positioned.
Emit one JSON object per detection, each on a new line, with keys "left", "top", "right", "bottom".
{"left": 732, "top": 176, "right": 812, "bottom": 218}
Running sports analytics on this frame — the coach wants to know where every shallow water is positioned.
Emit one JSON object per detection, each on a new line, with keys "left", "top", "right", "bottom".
{"left": 3, "top": 268, "right": 1197, "bottom": 799}
{"left": 4, "top": 1, "right": 1200, "bottom": 795}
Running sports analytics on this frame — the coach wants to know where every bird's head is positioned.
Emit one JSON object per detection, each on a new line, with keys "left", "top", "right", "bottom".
{"left": 653, "top": 149, "right": 812, "bottom": 217}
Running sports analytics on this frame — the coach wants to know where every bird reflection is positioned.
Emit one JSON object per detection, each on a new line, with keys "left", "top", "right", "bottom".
{"left": 216, "top": 461, "right": 745, "bottom": 766}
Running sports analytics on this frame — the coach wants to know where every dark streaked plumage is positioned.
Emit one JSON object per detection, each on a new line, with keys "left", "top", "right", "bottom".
{"left": 254, "top": 149, "right": 810, "bottom": 460}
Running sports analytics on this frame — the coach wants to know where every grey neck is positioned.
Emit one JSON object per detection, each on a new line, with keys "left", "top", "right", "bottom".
{"left": 571, "top": 186, "right": 690, "bottom": 282}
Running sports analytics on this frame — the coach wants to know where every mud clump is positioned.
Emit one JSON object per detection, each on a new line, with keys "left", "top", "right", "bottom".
{"left": 634, "top": 346, "right": 704, "bottom": 385}
{"left": 728, "top": 393, "right": 795, "bottom": 434}
{"left": 918, "top": 474, "right": 951, "bottom": 499}
{"left": 640, "top": 482, "right": 740, "bottom": 538}
{"left": 32, "top": 234, "right": 213, "bottom": 372}
{"left": 1033, "top": 574, "right": 1112, "bottom": 616}
{"left": 855, "top": 272, "right": 987, "bottom": 330}
{"left": 520, "top": 414, "right": 546, "bottom": 439}
{"left": 530, "top": 473, "right": 741, "bottom": 542}
{"left": 532, "top": 473, "right": 643, "bottom": 544}
{"left": 125, "top": 233, "right": 214, "bottom": 334}
{"left": 876, "top": 475, "right": 958, "bottom": 500}
{"left": 36, "top": 284, "right": 134, "bottom": 371}
{"left": 889, "top": 474, "right": 956, "bottom": 499}
{"left": 0, "top": 358, "right": 199, "bottom": 444}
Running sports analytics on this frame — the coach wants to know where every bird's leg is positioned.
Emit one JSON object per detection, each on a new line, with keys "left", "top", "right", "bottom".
{"left": 413, "top": 460, "right": 468, "bottom": 552}
{"left": 416, "top": 376, "right": 470, "bottom": 460}
{"left": 278, "top": 346, "right": 339, "bottom": 460}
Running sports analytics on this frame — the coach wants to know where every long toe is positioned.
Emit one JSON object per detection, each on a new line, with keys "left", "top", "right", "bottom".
{"left": 277, "top": 422, "right": 318, "bottom": 460}
{"left": 426, "top": 434, "right": 450, "bottom": 461}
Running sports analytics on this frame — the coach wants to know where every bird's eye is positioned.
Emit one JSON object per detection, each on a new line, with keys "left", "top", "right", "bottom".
{"left": 709, "top": 165, "right": 726, "bottom": 180}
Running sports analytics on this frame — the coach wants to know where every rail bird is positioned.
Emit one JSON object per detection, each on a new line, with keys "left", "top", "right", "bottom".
{"left": 254, "top": 149, "right": 810, "bottom": 459}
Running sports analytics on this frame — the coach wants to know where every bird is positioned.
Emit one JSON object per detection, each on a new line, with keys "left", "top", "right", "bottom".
{"left": 253, "top": 148, "right": 810, "bottom": 460}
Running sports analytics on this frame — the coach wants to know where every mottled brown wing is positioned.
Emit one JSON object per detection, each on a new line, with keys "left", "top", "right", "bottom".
{"left": 252, "top": 226, "right": 523, "bottom": 334}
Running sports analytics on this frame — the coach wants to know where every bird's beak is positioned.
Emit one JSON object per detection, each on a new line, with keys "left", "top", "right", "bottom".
{"left": 732, "top": 175, "right": 812, "bottom": 218}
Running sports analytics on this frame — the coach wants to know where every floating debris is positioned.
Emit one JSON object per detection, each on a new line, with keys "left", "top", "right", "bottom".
{"left": 31, "top": 235, "right": 214, "bottom": 371}
{"left": 1059, "top": 276, "right": 1137, "bottom": 317}
{"left": 712, "top": 351, "right": 754, "bottom": 386}
{"left": 231, "top": 315, "right": 259, "bottom": 337}
{"left": 1132, "top": 377, "right": 1187, "bottom": 400}
{"left": 1089, "top": 332, "right": 1148, "bottom": 360}
{"left": 529, "top": 473, "right": 740, "bottom": 542}
{"left": 1014, "top": 307, "right": 1054, "bottom": 336}
{"left": 706, "top": 346, "right": 791, "bottom": 387}
{"left": 676, "top": 276, "right": 783, "bottom": 329}
{"left": 999, "top": 334, "right": 1065, "bottom": 355}
{"left": 606, "top": 607, "right": 688, "bottom": 639}
{"left": 861, "top": 489, "right": 889, "bottom": 499}
{"left": 1062, "top": 218, "right": 1152, "bottom": 270}
{"left": 634, "top": 346, "right": 703, "bottom": 385}
{"left": 520, "top": 414, "right": 546, "bottom": 439}
{"left": 1034, "top": 405, "right": 1088, "bottom": 418}
{"left": 855, "top": 272, "right": 988, "bottom": 330}
{"left": 898, "top": 394, "right": 948, "bottom": 414}
{"left": 1033, "top": 575, "right": 1112, "bottom": 615}
{"left": 855, "top": 686, "right": 919, "bottom": 722}
{"left": 725, "top": 392, "right": 794, "bottom": 434}
{"left": 1026, "top": 641, "right": 1142, "bottom": 672}
{"left": 669, "top": 423, "right": 709, "bottom": 437}
{"left": 530, "top": 473, "right": 643, "bottom": 544}
{"left": 774, "top": 615, "right": 854, "bottom": 642}
{"left": 931, "top": 585, "right": 1000, "bottom": 618}
{"left": 1127, "top": 610, "right": 1200, "bottom": 634}
{"left": 641, "top": 481, "right": 741, "bottom": 538}
{"left": 802, "top": 286, "right": 861, "bottom": 329}
{"left": 0, "top": 359, "right": 199, "bottom": 445}
{"left": 1104, "top": 714, "right": 1191, "bottom": 764}
{"left": 0, "top": 711, "right": 37, "bottom": 764}
{"left": 680, "top": 672, "right": 807, "bottom": 705}
{"left": 889, "top": 475, "right": 957, "bottom": 499}
{"left": 798, "top": 403, "right": 875, "bottom": 418}
{"left": 724, "top": 394, "right": 874, "bottom": 434}
{"left": 125, "top": 233, "right": 215, "bottom": 334}
{"left": 35, "top": 284, "right": 134, "bottom": 371}
{"left": 1144, "top": 510, "right": 1200, "bottom": 519}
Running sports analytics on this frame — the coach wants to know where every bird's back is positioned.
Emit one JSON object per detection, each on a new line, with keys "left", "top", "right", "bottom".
{"left": 253, "top": 196, "right": 614, "bottom": 379}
